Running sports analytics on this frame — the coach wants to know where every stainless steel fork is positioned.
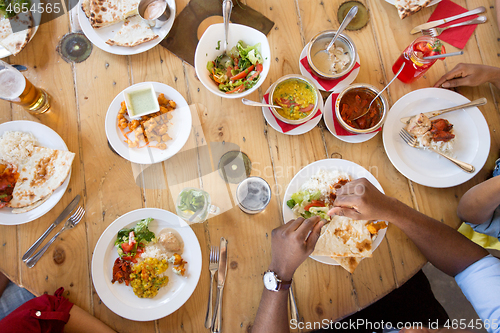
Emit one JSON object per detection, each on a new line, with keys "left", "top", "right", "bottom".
{"left": 25, "top": 207, "right": 85, "bottom": 268}
{"left": 399, "top": 128, "right": 474, "bottom": 173}
{"left": 204, "top": 246, "right": 219, "bottom": 329}
{"left": 422, "top": 16, "right": 486, "bottom": 37}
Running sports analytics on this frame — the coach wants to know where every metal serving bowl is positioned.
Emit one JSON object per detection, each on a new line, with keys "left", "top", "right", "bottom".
{"left": 335, "top": 83, "right": 388, "bottom": 134}
{"left": 306, "top": 30, "right": 357, "bottom": 80}
{"left": 268, "top": 74, "right": 321, "bottom": 125}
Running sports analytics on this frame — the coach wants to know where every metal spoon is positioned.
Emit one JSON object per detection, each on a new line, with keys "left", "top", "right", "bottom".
{"left": 220, "top": 0, "right": 233, "bottom": 63}
{"left": 242, "top": 98, "right": 283, "bottom": 109}
{"left": 351, "top": 63, "right": 405, "bottom": 121}
{"left": 314, "top": 6, "right": 358, "bottom": 57}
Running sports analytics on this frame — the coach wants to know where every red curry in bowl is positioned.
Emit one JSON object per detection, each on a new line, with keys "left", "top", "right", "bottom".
{"left": 339, "top": 89, "right": 382, "bottom": 130}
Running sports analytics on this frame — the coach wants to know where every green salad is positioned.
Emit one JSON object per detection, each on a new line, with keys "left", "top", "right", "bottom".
{"left": 114, "top": 218, "right": 156, "bottom": 262}
{"left": 207, "top": 40, "right": 264, "bottom": 94}
{"left": 286, "top": 190, "right": 330, "bottom": 221}
{"left": 0, "top": 0, "right": 31, "bottom": 19}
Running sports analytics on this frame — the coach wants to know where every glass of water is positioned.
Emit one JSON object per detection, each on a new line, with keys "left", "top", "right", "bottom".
{"left": 176, "top": 188, "right": 220, "bottom": 223}
{"left": 236, "top": 177, "right": 272, "bottom": 214}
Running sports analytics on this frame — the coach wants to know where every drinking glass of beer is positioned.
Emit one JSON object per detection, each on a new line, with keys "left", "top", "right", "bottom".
{"left": 0, "top": 60, "right": 51, "bottom": 114}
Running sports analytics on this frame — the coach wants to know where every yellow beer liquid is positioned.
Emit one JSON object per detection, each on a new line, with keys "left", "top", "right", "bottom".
{"left": 16, "top": 77, "right": 51, "bottom": 114}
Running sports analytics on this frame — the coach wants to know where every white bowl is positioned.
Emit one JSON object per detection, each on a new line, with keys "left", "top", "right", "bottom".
{"left": 194, "top": 23, "right": 271, "bottom": 99}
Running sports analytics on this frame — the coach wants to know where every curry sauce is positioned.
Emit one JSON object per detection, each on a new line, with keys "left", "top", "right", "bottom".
{"left": 273, "top": 79, "right": 316, "bottom": 120}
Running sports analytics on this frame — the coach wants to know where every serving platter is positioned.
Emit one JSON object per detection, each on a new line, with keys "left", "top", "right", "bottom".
{"left": 382, "top": 88, "right": 489, "bottom": 188}
{"left": 77, "top": 0, "right": 175, "bottom": 55}
{"left": 105, "top": 81, "right": 192, "bottom": 164}
{"left": 282, "top": 159, "right": 387, "bottom": 266}
{"left": 0, "top": 121, "right": 71, "bottom": 225}
{"left": 92, "top": 208, "right": 202, "bottom": 321}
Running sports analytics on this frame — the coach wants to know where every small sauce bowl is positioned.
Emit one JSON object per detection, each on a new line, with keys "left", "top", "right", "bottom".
{"left": 268, "top": 74, "right": 321, "bottom": 125}
{"left": 138, "top": 0, "right": 170, "bottom": 28}
{"left": 307, "top": 30, "right": 357, "bottom": 80}
{"left": 335, "top": 84, "right": 387, "bottom": 134}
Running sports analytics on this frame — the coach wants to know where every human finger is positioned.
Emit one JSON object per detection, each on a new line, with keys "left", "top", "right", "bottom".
{"left": 306, "top": 219, "right": 325, "bottom": 251}
{"left": 327, "top": 206, "right": 360, "bottom": 219}
{"left": 285, "top": 217, "right": 305, "bottom": 231}
{"left": 441, "top": 76, "right": 473, "bottom": 88}
{"left": 296, "top": 216, "right": 321, "bottom": 239}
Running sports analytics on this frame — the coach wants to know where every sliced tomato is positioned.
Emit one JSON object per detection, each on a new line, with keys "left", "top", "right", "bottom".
{"left": 304, "top": 200, "right": 325, "bottom": 211}
{"left": 230, "top": 64, "right": 255, "bottom": 81}
{"left": 246, "top": 71, "right": 260, "bottom": 81}
{"left": 226, "top": 66, "right": 233, "bottom": 78}
{"left": 121, "top": 242, "right": 135, "bottom": 253}
{"left": 122, "top": 256, "right": 132, "bottom": 261}
{"left": 298, "top": 104, "right": 314, "bottom": 113}
{"left": 256, "top": 63, "right": 263, "bottom": 72}
{"left": 226, "top": 84, "right": 245, "bottom": 94}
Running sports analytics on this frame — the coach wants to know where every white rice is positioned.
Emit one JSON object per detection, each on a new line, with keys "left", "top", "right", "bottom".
{"left": 299, "top": 169, "right": 351, "bottom": 201}
{"left": 0, "top": 131, "right": 37, "bottom": 165}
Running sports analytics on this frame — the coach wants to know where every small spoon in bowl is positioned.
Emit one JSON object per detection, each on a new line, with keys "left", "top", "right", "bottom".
{"left": 314, "top": 6, "right": 358, "bottom": 57}
{"left": 219, "top": 0, "right": 233, "bottom": 63}
{"left": 350, "top": 62, "right": 405, "bottom": 121}
{"left": 242, "top": 98, "right": 283, "bottom": 109}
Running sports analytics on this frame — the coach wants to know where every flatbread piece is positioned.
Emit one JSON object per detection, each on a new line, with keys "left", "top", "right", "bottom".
{"left": 395, "top": 0, "right": 432, "bottom": 19}
{"left": 12, "top": 194, "right": 51, "bottom": 214}
{"left": 105, "top": 15, "right": 158, "bottom": 47}
{"left": 0, "top": 12, "right": 33, "bottom": 56}
{"left": 89, "top": 0, "right": 123, "bottom": 28}
{"left": 8, "top": 147, "right": 75, "bottom": 208}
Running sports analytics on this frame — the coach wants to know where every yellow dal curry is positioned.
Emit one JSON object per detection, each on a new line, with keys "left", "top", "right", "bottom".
{"left": 273, "top": 79, "right": 316, "bottom": 120}
{"left": 130, "top": 258, "right": 169, "bottom": 298}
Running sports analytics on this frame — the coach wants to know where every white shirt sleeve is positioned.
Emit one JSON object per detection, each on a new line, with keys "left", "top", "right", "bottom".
{"left": 455, "top": 255, "right": 500, "bottom": 333}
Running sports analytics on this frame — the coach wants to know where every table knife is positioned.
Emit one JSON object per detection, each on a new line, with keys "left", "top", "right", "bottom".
{"left": 22, "top": 194, "right": 80, "bottom": 262}
{"left": 399, "top": 98, "right": 487, "bottom": 124}
{"left": 211, "top": 237, "right": 228, "bottom": 333}
{"left": 410, "top": 6, "right": 486, "bottom": 34}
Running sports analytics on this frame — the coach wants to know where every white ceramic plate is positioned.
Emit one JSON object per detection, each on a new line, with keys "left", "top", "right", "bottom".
{"left": 105, "top": 81, "right": 192, "bottom": 164}
{"left": 0, "top": 121, "right": 70, "bottom": 225}
{"left": 0, "top": 10, "right": 42, "bottom": 59}
{"left": 78, "top": 0, "right": 175, "bottom": 55}
{"left": 298, "top": 42, "right": 360, "bottom": 93}
{"left": 91, "top": 208, "right": 202, "bottom": 321}
{"left": 323, "top": 91, "right": 378, "bottom": 143}
{"left": 261, "top": 85, "right": 323, "bottom": 136}
{"left": 384, "top": 0, "right": 441, "bottom": 7}
{"left": 282, "top": 159, "right": 387, "bottom": 265}
{"left": 383, "top": 88, "right": 490, "bottom": 188}
{"left": 194, "top": 23, "right": 271, "bottom": 99}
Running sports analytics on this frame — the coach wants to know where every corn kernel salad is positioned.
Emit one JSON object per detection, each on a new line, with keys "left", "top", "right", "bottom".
{"left": 111, "top": 218, "right": 188, "bottom": 298}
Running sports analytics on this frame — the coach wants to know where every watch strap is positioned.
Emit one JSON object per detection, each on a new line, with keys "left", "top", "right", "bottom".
{"left": 277, "top": 279, "right": 292, "bottom": 291}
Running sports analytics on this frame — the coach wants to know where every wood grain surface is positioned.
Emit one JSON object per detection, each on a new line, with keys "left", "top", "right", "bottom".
{"left": 1, "top": 0, "right": 499, "bottom": 331}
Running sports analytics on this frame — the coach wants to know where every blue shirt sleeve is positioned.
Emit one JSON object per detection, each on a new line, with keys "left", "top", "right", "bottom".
{"left": 465, "top": 206, "right": 500, "bottom": 239}
{"left": 455, "top": 255, "right": 500, "bottom": 333}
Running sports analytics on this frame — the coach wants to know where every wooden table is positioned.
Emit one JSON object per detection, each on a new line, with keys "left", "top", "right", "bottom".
{"left": 1, "top": 0, "right": 500, "bottom": 331}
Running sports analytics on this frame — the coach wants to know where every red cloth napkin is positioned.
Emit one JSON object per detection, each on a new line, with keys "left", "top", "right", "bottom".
{"left": 263, "top": 93, "right": 322, "bottom": 133}
{"left": 331, "top": 93, "right": 382, "bottom": 136}
{"left": 300, "top": 57, "right": 360, "bottom": 91}
{"left": 427, "top": 0, "right": 478, "bottom": 49}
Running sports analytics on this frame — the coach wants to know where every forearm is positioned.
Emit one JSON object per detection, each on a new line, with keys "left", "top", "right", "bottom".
{"left": 384, "top": 199, "right": 488, "bottom": 277}
{"left": 64, "top": 305, "right": 116, "bottom": 333}
{"left": 457, "top": 176, "right": 500, "bottom": 224}
{"left": 252, "top": 289, "right": 290, "bottom": 333}
{"left": 488, "top": 65, "right": 500, "bottom": 89}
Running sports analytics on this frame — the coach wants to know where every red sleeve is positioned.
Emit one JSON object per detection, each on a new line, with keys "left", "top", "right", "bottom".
{"left": 0, "top": 287, "right": 74, "bottom": 333}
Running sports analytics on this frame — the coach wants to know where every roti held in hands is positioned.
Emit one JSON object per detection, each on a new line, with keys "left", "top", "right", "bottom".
{"left": 8, "top": 147, "right": 75, "bottom": 208}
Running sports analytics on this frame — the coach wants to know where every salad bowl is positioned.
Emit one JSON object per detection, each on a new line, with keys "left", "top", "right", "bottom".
{"left": 194, "top": 23, "right": 271, "bottom": 99}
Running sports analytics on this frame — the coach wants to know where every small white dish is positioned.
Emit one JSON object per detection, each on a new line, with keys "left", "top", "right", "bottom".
{"left": 105, "top": 82, "right": 192, "bottom": 164}
{"left": 123, "top": 83, "right": 160, "bottom": 119}
{"left": 299, "top": 42, "right": 360, "bottom": 93}
{"left": 194, "top": 23, "right": 271, "bottom": 99}
{"left": 261, "top": 85, "right": 323, "bottom": 136}
{"left": 0, "top": 121, "right": 71, "bottom": 225}
{"left": 323, "top": 92, "right": 378, "bottom": 143}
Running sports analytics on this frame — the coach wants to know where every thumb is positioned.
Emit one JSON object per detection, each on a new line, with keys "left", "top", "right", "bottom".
{"left": 328, "top": 207, "right": 360, "bottom": 219}
{"left": 306, "top": 219, "right": 324, "bottom": 251}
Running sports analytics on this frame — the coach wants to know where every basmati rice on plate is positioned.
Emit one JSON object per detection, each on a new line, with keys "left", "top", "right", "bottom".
{"left": 300, "top": 169, "right": 351, "bottom": 204}
{"left": 0, "top": 131, "right": 37, "bottom": 165}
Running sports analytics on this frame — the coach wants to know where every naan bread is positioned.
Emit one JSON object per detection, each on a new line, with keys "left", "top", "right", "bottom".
{"left": 395, "top": 0, "right": 431, "bottom": 19}
{"left": 334, "top": 257, "right": 363, "bottom": 274}
{"left": 12, "top": 194, "right": 51, "bottom": 214}
{"left": 105, "top": 15, "right": 158, "bottom": 47}
{"left": 121, "top": 0, "right": 140, "bottom": 19}
{"left": 0, "top": 12, "right": 33, "bottom": 56}
{"left": 90, "top": 0, "right": 123, "bottom": 28}
{"left": 8, "top": 147, "right": 75, "bottom": 208}
{"left": 81, "top": 0, "right": 92, "bottom": 18}
{"left": 312, "top": 215, "right": 373, "bottom": 258}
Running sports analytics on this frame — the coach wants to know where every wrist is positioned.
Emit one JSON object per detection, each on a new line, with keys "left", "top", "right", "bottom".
{"left": 488, "top": 67, "right": 500, "bottom": 89}
{"left": 268, "top": 262, "right": 294, "bottom": 281}
{"left": 379, "top": 197, "right": 406, "bottom": 222}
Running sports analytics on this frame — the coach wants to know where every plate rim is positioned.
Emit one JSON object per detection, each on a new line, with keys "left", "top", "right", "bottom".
{"left": 104, "top": 81, "right": 192, "bottom": 164}
{"left": 281, "top": 158, "right": 387, "bottom": 266}
{"left": 77, "top": 0, "right": 176, "bottom": 56}
{"left": 0, "top": 120, "right": 70, "bottom": 225}
{"left": 91, "top": 207, "right": 202, "bottom": 321}
{"left": 382, "top": 87, "right": 490, "bottom": 188}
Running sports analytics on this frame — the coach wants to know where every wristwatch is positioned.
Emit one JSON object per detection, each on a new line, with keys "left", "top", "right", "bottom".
{"left": 263, "top": 271, "right": 292, "bottom": 292}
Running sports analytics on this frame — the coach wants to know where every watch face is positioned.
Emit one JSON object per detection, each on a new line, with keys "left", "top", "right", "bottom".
{"left": 263, "top": 272, "right": 278, "bottom": 291}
